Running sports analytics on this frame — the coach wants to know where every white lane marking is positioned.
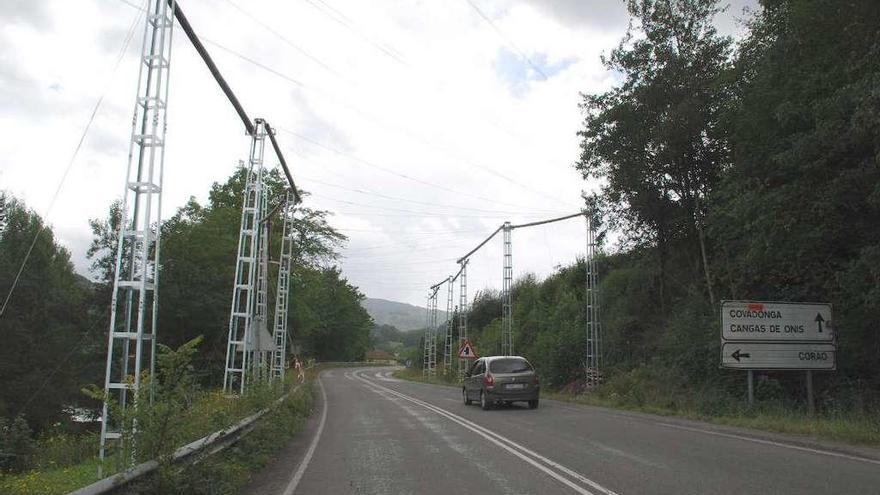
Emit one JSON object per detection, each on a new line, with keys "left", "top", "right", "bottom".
{"left": 655, "top": 422, "right": 880, "bottom": 466}
{"left": 343, "top": 371, "right": 354, "bottom": 381}
{"left": 353, "top": 371, "right": 618, "bottom": 495}
{"left": 282, "top": 377, "right": 328, "bottom": 495}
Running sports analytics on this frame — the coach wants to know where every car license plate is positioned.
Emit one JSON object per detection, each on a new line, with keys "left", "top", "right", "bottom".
{"left": 505, "top": 383, "right": 525, "bottom": 390}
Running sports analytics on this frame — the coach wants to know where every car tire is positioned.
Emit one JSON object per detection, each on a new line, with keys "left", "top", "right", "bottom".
{"left": 463, "top": 388, "right": 472, "bottom": 405}
{"left": 528, "top": 399, "right": 539, "bottom": 409}
{"left": 480, "top": 390, "right": 491, "bottom": 410}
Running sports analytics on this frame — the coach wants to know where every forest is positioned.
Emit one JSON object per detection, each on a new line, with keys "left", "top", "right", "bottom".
{"left": 0, "top": 167, "right": 372, "bottom": 468}
{"left": 417, "top": 0, "right": 879, "bottom": 420}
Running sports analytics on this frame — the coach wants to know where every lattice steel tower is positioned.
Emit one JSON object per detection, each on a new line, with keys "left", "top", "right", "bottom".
{"left": 585, "top": 214, "right": 602, "bottom": 387}
{"left": 224, "top": 121, "right": 270, "bottom": 394}
{"left": 501, "top": 222, "right": 513, "bottom": 355}
{"left": 458, "top": 260, "right": 468, "bottom": 373}
{"left": 443, "top": 277, "right": 454, "bottom": 369}
{"left": 99, "top": 0, "right": 175, "bottom": 471}
{"left": 423, "top": 287, "right": 439, "bottom": 376}
{"left": 271, "top": 192, "right": 295, "bottom": 381}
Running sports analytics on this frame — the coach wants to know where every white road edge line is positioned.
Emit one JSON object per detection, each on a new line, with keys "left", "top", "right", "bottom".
{"left": 282, "top": 375, "right": 328, "bottom": 495}
{"left": 655, "top": 422, "right": 880, "bottom": 466}
{"left": 353, "top": 370, "right": 619, "bottom": 495}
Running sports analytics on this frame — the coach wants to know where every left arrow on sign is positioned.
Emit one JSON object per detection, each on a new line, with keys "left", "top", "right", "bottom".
{"left": 731, "top": 349, "right": 751, "bottom": 362}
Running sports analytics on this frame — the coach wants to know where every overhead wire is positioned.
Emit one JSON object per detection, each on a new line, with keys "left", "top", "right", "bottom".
{"left": 10, "top": 1, "right": 148, "bottom": 412}
{"left": 193, "top": 0, "right": 581, "bottom": 210}
{"left": 0, "top": 1, "right": 146, "bottom": 318}
{"left": 462, "top": 0, "right": 549, "bottom": 80}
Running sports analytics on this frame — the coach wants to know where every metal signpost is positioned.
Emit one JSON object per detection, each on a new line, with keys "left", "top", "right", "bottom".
{"left": 721, "top": 301, "right": 836, "bottom": 413}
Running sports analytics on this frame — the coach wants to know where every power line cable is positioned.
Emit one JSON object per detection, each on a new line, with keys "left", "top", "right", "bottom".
{"left": 0, "top": 3, "right": 145, "bottom": 318}
{"left": 302, "top": 0, "right": 408, "bottom": 66}
{"left": 463, "top": 0, "right": 548, "bottom": 80}
{"left": 180, "top": 2, "right": 579, "bottom": 209}
{"left": 219, "top": 0, "right": 353, "bottom": 83}
{"left": 278, "top": 127, "right": 553, "bottom": 211}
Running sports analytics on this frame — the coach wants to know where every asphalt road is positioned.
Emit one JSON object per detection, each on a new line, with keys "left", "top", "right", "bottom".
{"left": 242, "top": 367, "right": 880, "bottom": 495}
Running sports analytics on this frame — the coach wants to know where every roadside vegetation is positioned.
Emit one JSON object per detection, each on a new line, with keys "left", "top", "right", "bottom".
{"left": 0, "top": 168, "right": 371, "bottom": 490}
{"left": 0, "top": 338, "right": 315, "bottom": 495}
{"left": 399, "top": 0, "right": 880, "bottom": 446}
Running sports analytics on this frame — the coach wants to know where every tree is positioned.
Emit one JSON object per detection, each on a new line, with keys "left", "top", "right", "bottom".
{"left": 710, "top": 0, "right": 880, "bottom": 382}
{"left": 576, "top": 0, "right": 733, "bottom": 308}
{"left": 0, "top": 198, "right": 93, "bottom": 431}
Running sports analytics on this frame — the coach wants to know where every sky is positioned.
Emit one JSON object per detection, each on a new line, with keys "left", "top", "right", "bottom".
{"left": 0, "top": 0, "right": 756, "bottom": 307}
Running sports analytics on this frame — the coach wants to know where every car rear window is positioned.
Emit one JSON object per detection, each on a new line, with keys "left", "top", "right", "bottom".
{"left": 489, "top": 358, "right": 533, "bottom": 373}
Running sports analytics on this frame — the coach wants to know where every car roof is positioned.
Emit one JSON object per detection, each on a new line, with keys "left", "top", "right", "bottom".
{"left": 482, "top": 355, "right": 527, "bottom": 361}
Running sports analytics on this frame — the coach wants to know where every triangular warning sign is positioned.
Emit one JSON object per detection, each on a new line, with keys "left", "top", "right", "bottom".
{"left": 458, "top": 340, "right": 478, "bottom": 359}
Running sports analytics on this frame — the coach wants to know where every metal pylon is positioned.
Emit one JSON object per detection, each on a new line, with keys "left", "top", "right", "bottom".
{"left": 271, "top": 192, "right": 295, "bottom": 382}
{"left": 423, "top": 288, "right": 439, "bottom": 377}
{"left": 423, "top": 294, "right": 431, "bottom": 376}
{"left": 443, "top": 277, "right": 454, "bottom": 369}
{"left": 0, "top": 192, "right": 7, "bottom": 238}
{"left": 430, "top": 289, "right": 438, "bottom": 374}
{"left": 99, "top": 0, "right": 174, "bottom": 471}
{"left": 224, "top": 120, "right": 268, "bottom": 395}
{"left": 458, "top": 260, "right": 468, "bottom": 374}
{"left": 501, "top": 222, "right": 513, "bottom": 356}
{"left": 585, "top": 214, "right": 602, "bottom": 387}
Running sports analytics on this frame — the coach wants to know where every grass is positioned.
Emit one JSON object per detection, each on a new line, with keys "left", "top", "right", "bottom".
{"left": 0, "top": 376, "right": 314, "bottom": 495}
{"left": 0, "top": 361, "right": 376, "bottom": 495}
{"left": 393, "top": 368, "right": 880, "bottom": 447}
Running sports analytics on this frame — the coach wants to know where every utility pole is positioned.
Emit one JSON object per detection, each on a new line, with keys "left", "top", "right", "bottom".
{"left": 423, "top": 287, "right": 439, "bottom": 377}
{"left": 585, "top": 213, "right": 602, "bottom": 388}
{"left": 458, "top": 260, "right": 468, "bottom": 374}
{"left": 501, "top": 222, "right": 513, "bottom": 356}
{"left": 99, "top": 0, "right": 174, "bottom": 473}
{"left": 444, "top": 276, "right": 454, "bottom": 369}
{"left": 224, "top": 120, "right": 270, "bottom": 395}
{"left": 271, "top": 191, "right": 295, "bottom": 382}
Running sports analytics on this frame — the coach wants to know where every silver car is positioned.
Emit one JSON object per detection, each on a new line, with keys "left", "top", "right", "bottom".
{"left": 463, "top": 356, "right": 540, "bottom": 410}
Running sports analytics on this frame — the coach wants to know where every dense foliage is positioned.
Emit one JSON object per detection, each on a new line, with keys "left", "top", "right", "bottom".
{"left": 0, "top": 166, "right": 372, "bottom": 474}
{"left": 0, "top": 200, "right": 98, "bottom": 433}
{"left": 455, "top": 0, "right": 880, "bottom": 414}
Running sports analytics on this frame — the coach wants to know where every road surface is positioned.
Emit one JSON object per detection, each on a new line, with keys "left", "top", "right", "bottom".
{"left": 243, "top": 367, "right": 880, "bottom": 495}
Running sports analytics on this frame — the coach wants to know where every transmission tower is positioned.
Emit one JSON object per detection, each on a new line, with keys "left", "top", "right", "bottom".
{"left": 423, "top": 287, "right": 439, "bottom": 377}
{"left": 99, "top": 0, "right": 174, "bottom": 471}
{"left": 585, "top": 214, "right": 602, "bottom": 387}
{"left": 423, "top": 293, "right": 431, "bottom": 376}
{"left": 501, "top": 222, "right": 513, "bottom": 355}
{"left": 223, "top": 120, "right": 271, "bottom": 394}
{"left": 0, "top": 192, "right": 7, "bottom": 238}
{"left": 271, "top": 192, "right": 295, "bottom": 382}
{"left": 457, "top": 260, "right": 468, "bottom": 374}
{"left": 443, "top": 277, "right": 454, "bottom": 369}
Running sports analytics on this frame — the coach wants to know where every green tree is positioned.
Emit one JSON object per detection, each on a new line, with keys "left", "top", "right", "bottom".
{"left": 0, "top": 198, "right": 93, "bottom": 431}
{"left": 576, "top": 0, "right": 733, "bottom": 307}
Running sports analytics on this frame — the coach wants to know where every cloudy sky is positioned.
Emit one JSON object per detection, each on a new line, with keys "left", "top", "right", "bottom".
{"left": 1, "top": 0, "right": 755, "bottom": 307}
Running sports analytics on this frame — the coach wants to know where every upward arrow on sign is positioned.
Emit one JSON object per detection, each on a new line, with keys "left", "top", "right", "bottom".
{"left": 815, "top": 313, "right": 825, "bottom": 333}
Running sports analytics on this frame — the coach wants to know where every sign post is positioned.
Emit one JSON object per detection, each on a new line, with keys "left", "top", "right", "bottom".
{"left": 721, "top": 301, "right": 835, "bottom": 412}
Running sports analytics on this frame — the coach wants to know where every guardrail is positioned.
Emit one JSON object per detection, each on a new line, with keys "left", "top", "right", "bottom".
{"left": 69, "top": 380, "right": 307, "bottom": 495}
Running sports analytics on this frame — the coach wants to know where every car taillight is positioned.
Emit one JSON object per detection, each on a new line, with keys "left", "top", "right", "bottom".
{"left": 483, "top": 373, "right": 495, "bottom": 387}
{"left": 533, "top": 375, "right": 540, "bottom": 385}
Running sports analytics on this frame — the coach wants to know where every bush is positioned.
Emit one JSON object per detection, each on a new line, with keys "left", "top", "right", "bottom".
{"left": 0, "top": 416, "right": 35, "bottom": 473}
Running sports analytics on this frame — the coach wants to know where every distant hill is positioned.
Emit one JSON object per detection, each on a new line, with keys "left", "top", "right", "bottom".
{"left": 361, "top": 297, "right": 446, "bottom": 331}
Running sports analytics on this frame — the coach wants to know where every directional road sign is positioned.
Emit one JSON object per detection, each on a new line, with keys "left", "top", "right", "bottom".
{"left": 458, "top": 340, "right": 478, "bottom": 359}
{"left": 721, "top": 342, "right": 836, "bottom": 370}
{"left": 722, "top": 301, "right": 833, "bottom": 342}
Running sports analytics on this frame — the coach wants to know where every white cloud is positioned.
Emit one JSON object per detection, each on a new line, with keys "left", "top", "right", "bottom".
{"left": 1, "top": 0, "right": 755, "bottom": 306}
